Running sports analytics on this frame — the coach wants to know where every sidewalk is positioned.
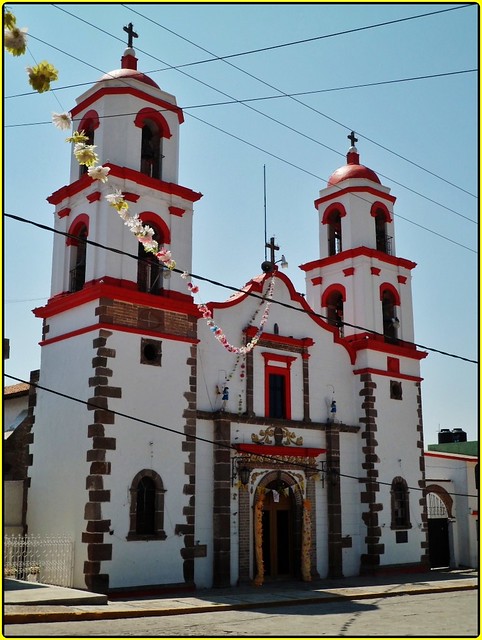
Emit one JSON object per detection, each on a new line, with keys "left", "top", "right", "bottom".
{"left": 4, "top": 569, "right": 477, "bottom": 625}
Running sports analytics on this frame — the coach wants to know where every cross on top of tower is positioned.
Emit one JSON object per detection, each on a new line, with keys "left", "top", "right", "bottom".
{"left": 348, "top": 131, "right": 358, "bottom": 147}
{"left": 123, "top": 23, "right": 138, "bottom": 48}
{"left": 266, "top": 236, "right": 279, "bottom": 265}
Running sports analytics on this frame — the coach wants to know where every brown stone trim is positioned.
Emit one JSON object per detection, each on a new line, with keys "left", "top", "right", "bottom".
{"left": 212, "top": 417, "right": 232, "bottom": 587}
{"left": 358, "top": 373, "right": 384, "bottom": 574}
{"left": 127, "top": 469, "right": 167, "bottom": 540}
{"left": 178, "top": 344, "right": 198, "bottom": 584}
{"left": 82, "top": 330, "right": 120, "bottom": 593}
{"left": 22, "top": 370, "right": 40, "bottom": 534}
{"left": 302, "top": 355, "right": 311, "bottom": 422}
{"left": 416, "top": 382, "right": 430, "bottom": 567}
{"left": 326, "top": 423, "right": 343, "bottom": 578}
{"left": 196, "top": 410, "right": 359, "bottom": 433}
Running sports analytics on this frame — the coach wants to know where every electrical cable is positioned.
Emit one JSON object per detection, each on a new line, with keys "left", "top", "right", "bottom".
{"left": 4, "top": 211, "right": 478, "bottom": 365}
{"left": 4, "top": 373, "right": 478, "bottom": 501}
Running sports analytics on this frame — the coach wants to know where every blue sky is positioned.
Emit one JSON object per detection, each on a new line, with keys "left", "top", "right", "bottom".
{"left": 4, "top": 2, "right": 478, "bottom": 445}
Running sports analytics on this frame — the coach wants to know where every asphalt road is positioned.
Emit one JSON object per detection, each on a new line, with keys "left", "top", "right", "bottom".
{"left": 4, "top": 590, "right": 478, "bottom": 637}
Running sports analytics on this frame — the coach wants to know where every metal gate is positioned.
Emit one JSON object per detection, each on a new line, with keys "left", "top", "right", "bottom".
{"left": 4, "top": 535, "right": 74, "bottom": 587}
{"left": 426, "top": 493, "right": 450, "bottom": 569}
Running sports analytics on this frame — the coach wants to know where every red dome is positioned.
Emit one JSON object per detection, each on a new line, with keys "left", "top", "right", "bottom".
{"left": 328, "top": 149, "right": 380, "bottom": 186}
{"left": 99, "top": 67, "right": 160, "bottom": 89}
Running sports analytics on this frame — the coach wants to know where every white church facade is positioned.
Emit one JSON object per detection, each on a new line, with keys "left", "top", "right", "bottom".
{"left": 26, "top": 42, "right": 430, "bottom": 593}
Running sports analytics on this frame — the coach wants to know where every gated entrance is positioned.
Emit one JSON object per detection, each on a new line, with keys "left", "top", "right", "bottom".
{"left": 426, "top": 491, "right": 451, "bottom": 568}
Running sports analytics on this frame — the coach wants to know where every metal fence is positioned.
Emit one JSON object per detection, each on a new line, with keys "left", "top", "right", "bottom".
{"left": 4, "top": 535, "right": 74, "bottom": 587}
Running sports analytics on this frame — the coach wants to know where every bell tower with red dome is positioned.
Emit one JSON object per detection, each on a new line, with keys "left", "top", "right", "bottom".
{"left": 301, "top": 132, "right": 418, "bottom": 351}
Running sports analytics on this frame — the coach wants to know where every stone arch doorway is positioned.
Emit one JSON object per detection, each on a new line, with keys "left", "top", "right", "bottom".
{"left": 254, "top": 471, "right": 303, "bottom": 581}
{"left": 426, "top": 486, "right": 452, "bottom": 569}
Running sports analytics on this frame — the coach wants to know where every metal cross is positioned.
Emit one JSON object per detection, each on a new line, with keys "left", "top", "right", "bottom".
{"left": 123, "top": 23, "right": 138, "bottom": 48}
{"left": 348, "top": 131, "right": 358, "bottom": 146}
{"left": 265, "top": 236, "right": 279, "bottom": 265}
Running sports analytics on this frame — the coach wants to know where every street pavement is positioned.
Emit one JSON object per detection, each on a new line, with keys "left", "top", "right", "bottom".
{"left": 4, "top": 568, "right": 477, "bottom": 625}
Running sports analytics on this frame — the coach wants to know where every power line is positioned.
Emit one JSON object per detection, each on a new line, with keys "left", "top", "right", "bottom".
{"left": 7, "top": 26, "right": 477, "bottom": 227}
{"left": 124, "top": 2, "right": 476, "bottom": 199}
{"left": 20, "top": 4, "right": 476, "bottom": 204}
{"left": 4, "top": 212, "right": 478, "bottom": 365}
{"left": 5, "top": 372, "right": 478, "bottom": 500}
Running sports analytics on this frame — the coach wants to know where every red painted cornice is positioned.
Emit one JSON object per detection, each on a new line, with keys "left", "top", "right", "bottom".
{"left": 33, "top": 280, "right": 200, "bottom": 319}
{"left": 245, "top": 327, "right": 314, "bottom": 350}
{"left": 347, "top": 334, "right": 427, "bottom": 361}
{"left": 314, "top": 185, "right": 396, "bottom": 208}
{"left": 71, "top": 86, "right": 184, "bottom": 124}
{"left": 300, "top": 247, "right": 416, "bottom": 272}
{"left": 353, "top": 367, "right": 423, "bottom": 382}
{"left": 234, "top": 443, "right": 326, "bottom": 458}
{"left": 47, "top": 165, "right": 203, "bottom": 206}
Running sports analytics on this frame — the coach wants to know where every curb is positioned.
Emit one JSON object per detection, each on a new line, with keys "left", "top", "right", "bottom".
{"left": 4, "top": 583, "right": 477, "bottom": 625}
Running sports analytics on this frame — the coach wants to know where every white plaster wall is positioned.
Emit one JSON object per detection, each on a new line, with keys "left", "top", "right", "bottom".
{"left": 4, "top": 395, "right": 29, "bottom": 430}
{"left": 4, "top": 480, "right": 24, "bottom": 534}
{"left": 26, "top": 335, "right": 94, "bottom": 587}
{"left": 102, "top": 331, "right": 193, "bottom": 588}
{"left": 44, "top": 303, "right": 98, "bottom": 342}
{"left": 194, "top": 419, "right": 214, "bottom": 588}
{"left": 339, "top": 434, "right": 363, "bottom": 576}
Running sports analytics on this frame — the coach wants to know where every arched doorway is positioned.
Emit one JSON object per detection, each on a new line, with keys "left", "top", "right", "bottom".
{"left": 261, "top": 488, "right": 294, "bottom": 578}
{"left": 426, "top": 490, "right": 451, "bottom": 568}
{"left": 253, "top": 472, "right": 303, "bottom": 582}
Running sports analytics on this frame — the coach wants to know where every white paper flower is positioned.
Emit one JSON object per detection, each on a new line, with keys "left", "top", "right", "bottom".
{"left": 74, "top": 143, "right": 98, "bottom": 167}
{"left": 87, "top": 165, "right": 110, "bottom": 183}
{"left": 4, "top": 26, "right": 28, "bottom": 56}
{"left": 52, "top": 112, "right": 72, "bottom": 131}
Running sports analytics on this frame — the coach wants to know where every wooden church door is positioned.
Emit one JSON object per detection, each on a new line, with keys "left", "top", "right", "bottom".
{"left": 261, "top": 490, "right": 294, "bottom": 579}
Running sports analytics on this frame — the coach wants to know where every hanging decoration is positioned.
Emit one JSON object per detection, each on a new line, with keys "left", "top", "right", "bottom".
{"left": 57, "top": 86, "right": 277, "bottom": 356}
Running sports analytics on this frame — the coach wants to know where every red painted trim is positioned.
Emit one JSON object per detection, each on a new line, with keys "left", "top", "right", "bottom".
{"left": 47, "top": 174, "right": 92, "bottom": 205}
{"left": 370, "top": 201, "right": 392, "bottom": 223}
{"left": 397, "top": 275, "right": 408, "bottom": 284}
{"left": 321, "top": 202, "right": 347, "bottom": 225}
{"left": 380, "top": 282, "right": 401, "bottom": 305}
{"left": 321, "top": 284, "right": 346, "bottom": 307}
{"left": 311, "top": 277, "right": 323, "bottom": 286}
{"left": 424, "top": 451, "right": 478, "bottom": 462}
{"left": 33, "top": 280, "right": 199, "bottom": 319}
{"left": 353, "top": 367, "right": 422, "bottom": 382}
{"left": 48, "top": 165, "right": 202, "bottom": 206}
{"left": 245, "top": 328, "right": 314, "bottom": 350}
{"left": 71, "top": 87, "right": 184, "bottom": 124}
{"left": 57, "top": 207, "right": 71, "bottom": 219}
{"left": 300, "top": 247, "right": 416, "bottom": 272}
{"left": 169, "top": 206, "right": 186, "bottom": 217}
{"left": 234, "top": 443, "right": 326, "bottom": 458}
{"left": 347, "top": 334, "right": 428, "bottom": 360}
{"left": 66, "top": 214, "right": 89, "bottom": 246}
{"left": 315, "top": 185, "right": 396, "bottom": 208}
{"left": 371, "top": 267, "right": 381, "bottom": 276}
{"left": 343, "top": 267, "right": 355, "bottom": 277}
{"left": 86, "top": 191, "right": 101, "bottom": 203}
{"left": 471, "top": 510, "right": 478, "bottom": 516}
{"left": 39, "top": 322, "right": 199, "bottom": 347}
{"left": 106, "top": 164, "right": 202, "bottom": 203}
{"left": 208, "top": 270, "right": 358, "bottom": 364}
{"left": 134, "top": 107, "right": 172, "bottom": 139}
{"left": 264, "top": 362, "right": 292, "bottom": 420}
{"left": 139, "top": 211, "right": 171, "bottom": 244}
{"left": 261, "top": 352, "right": 297, "bottom": 367}
{"left": 78, "top": 109, "right": 100, "bottom": 132}
{"left": 387, "top": 357, "right": 400, "bottom": 373}
{"left": 124, "top": 192, "right": 140, "bottom": 203}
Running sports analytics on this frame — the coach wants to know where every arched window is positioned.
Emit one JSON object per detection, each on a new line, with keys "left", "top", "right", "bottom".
{"left": 374, "top": 210, "right": 391, "bottom": 254}
{"left": 327, "top": 209, "right": 342, "bottom": 256}
{"left": 381, "top": 288, "right": 399, "bottom": 343}
{"left": 68, "top": 221, "right": 88, "bottom": 292}
{"left": 137, "top": 223, "right": 164, "bottom": 294}
{"left": 391, "top": 477, "right": 411, "bottom": 529}
{"left": 78, "top": 111, "right": 99, "bottom": 178}
{"left": 140, "top": 120, "right": 162, "bottom": 179}
{"left": 325, "top": 290, "right": 344, "bottom": 336}
{"left": 127, "top": 470, "right": 166, "bottom": 540}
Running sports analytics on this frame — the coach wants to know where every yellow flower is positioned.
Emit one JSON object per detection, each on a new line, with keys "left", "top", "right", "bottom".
{"left": 26, "top": 61, "right": 59, "bottom": 93}
{"left": 4, "top": 10, "right": 16, "bottom": 30}
{"left": 65, "top": 130, "right": 89, "bottom": 144}
{"left": 74, "top": 143, "right": 99, "bottom": 167}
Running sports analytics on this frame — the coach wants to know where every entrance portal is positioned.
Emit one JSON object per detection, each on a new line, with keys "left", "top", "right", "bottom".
{"left": 261, "top": 490, "right": 294, "bottom": 579}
